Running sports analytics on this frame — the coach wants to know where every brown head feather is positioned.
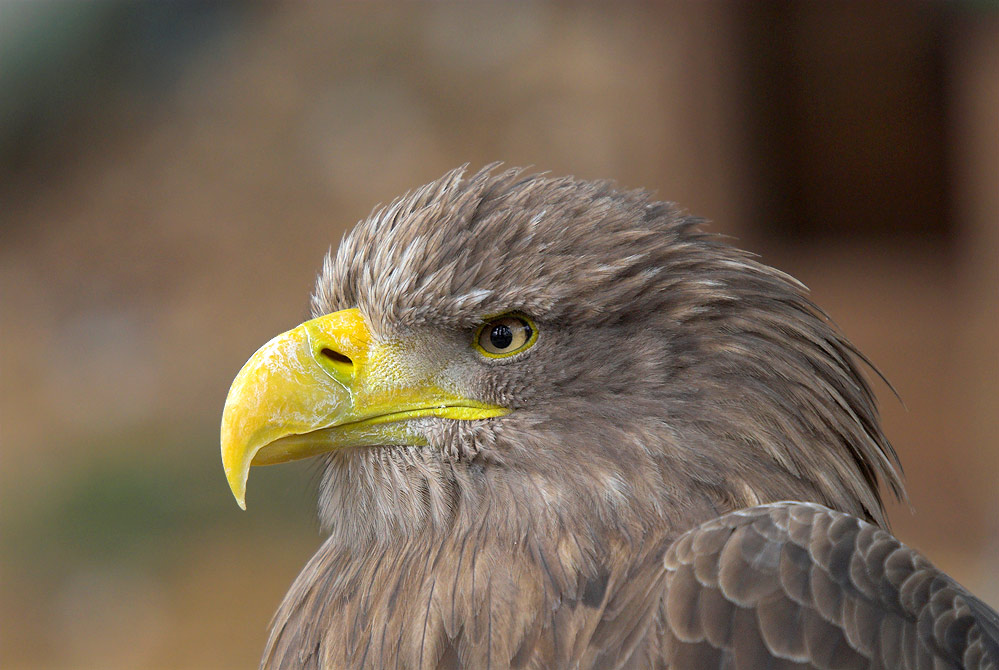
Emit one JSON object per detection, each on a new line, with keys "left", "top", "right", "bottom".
{"left": 311, "top": 165, "right": 902, "bottom": 544}
{"left": 265, "top": 165, "right": 908, "bottom": 669}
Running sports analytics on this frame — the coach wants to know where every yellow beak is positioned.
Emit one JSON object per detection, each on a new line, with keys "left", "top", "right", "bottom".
{"left": 220, "top": 308, "right": 507, "bottom": 508}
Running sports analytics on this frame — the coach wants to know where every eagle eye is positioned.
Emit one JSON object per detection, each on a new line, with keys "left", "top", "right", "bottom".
{"left": 475, "top": 314, "right": 537, "bottom": 358}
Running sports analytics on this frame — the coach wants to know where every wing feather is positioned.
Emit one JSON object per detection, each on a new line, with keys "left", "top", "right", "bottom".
{"left": 661, "top": 502, "right": 999, "bottom": 669}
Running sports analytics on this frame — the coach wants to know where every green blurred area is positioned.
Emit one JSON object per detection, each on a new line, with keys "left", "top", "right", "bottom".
{"left": 1, "top": 3, "right": 997, "bottom": 668}
{"left": 1, "top": 425, "right": 315, "bottom": 574}
{"left": 0, "top": 420, "right": 318, "bottom": 669}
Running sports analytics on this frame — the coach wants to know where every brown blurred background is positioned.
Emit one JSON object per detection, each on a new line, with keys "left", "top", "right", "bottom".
{"left": 1, "top": 3, "right": 996, "bottom": 668}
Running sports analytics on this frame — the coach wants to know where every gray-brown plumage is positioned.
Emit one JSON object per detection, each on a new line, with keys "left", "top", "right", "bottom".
{"left": 664, "top": 504, "right": 999, "bottom": 669}
{"left": 223, "top": 166, "right": 998, "bottom": 669}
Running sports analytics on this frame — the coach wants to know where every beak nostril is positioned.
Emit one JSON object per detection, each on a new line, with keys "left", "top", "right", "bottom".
{"left": 321, "top": 348, "right": 353, "bottom": 367}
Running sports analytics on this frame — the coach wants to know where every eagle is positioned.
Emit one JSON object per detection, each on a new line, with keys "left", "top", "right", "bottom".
{"left": 221, "top": 166, "right": 998, "bottom": 669}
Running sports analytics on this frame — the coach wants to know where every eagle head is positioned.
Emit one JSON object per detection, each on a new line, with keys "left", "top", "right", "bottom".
{"left": 221, "top": 166, "right": 902, "bottom": 548}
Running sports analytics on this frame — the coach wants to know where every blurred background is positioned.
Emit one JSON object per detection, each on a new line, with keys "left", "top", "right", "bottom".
{"left": 1, "top": 2, "right": 996, "bottom": 668}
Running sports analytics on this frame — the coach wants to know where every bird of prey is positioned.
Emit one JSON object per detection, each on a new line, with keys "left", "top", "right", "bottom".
{"left": 221, "top": 166, "right": 998, "bottom": 669}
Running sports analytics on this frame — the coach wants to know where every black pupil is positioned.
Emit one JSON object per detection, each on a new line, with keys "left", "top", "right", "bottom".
{"left": 490, "top": 324, "right": 514, "bottom": 349}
